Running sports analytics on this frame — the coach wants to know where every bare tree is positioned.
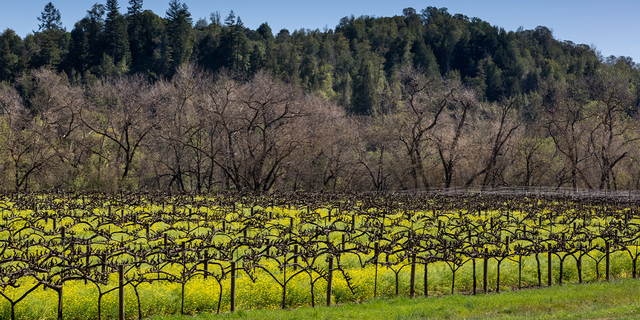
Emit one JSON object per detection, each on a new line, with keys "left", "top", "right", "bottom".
{"left": 431, "top": 85, "right": 476, "bottom": 188}
{"left": 464, "top": 97, "right": 521, "bottom": 188}
{"left": 80, "top": 75, "right": 169, "bottom": 189}
{"left": 544, "top": 81, "right": 595, "bottom": 189}
{"left": 199, "top": 71, "right": 307, "bottom": 192}
{"left": 389, "top": 66, "right": 455, "bottom": 189}
{"left": 0, "top": 84, "right": 57, "bottom": 190}
{"left": 232, "top": 71, "right": 307, "bottom": 192}
{"left": 290, "top": 95, "right": 358, "bottom": 192}
{"left": 509, "top": 132, "right": 558, "bottom": 187}
{"left": 153, "top": 64, "right": 204, "bottom": 192}
{"left": 354, "top": 116, "right": 399, "bottom": 191}
{"left": 193, "top": 69, "right": 237, "bottom": 191}
{"left": 0, "top": 69, "right": 91, "bottom": 191}
{"left": 586, "top": 70, "right": 638, "bottom": 190}
{"left": 20, "top": 68, "right": 89, "bottom": 188}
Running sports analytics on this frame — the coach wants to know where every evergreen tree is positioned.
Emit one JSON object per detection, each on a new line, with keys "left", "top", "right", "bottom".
{"left": 257, "top": 22, "right": 274, "bottom": 41}
{"left": 86, "top": 4, "right": 106, "bottom": 68}
{"left": 0, "top": 2, "right": 620, "bottom": 110}
{"left": 482, "top": 56, "right": 503, "bottom": 101}
{"left": 67, "top": 21, "right": 90, "bottom": 74}
{"left": 281, "top": 44, "right": 300, "bottom": 79}
{"left": 128, "top": 0, "right": 144, "bottom": 68}
{"left": 0, "top": 37, "right": 14, "bottom": 82}
{"left": 166, "top": 0, "right": 193, "bottom": 72}
{"left": 194, "top": 21, "right": 223, "bottom": 71}
{"left": 35, "top": 33, "right": 64, "bottom": 69}
{"left": 137, "top": 10, "right": 165, "bottom": 78}
{"left": 220, "top": 10, "right": 250, "bottom": 73}
{"left": 352, "top": 58, "right": 376, "bottom": 114}
{"left": 300, "top": 54, "right": 317, "bottom": 90}
{"left": 234, "top": 17, "right": 251, "bottom": 72}
{"left": 412, "top": 38, "right": 440, "bottom": 76}
{"left": 104, "top": 0, "right": 130, "bottom": 69}
{"left": 249, "top": 44, "right": 264, "bottom": 74}
{"left": 38, "top": 2, "right": 64, "bottom": 32}
{"left": 316, "top": 62, "right": 335, "bottom": 99}
{"left": 35, "top": 2, "right": 67, "bottom": 70}
{"left": 210, "top": 11, "right": 222, "bottom": 26}
{"left": 0, "top": 29, "right": 23, "bottom": 82}
{"left": 421, "top": 7, "right": 464, "bottom": 74}
{"left": 263, "top": 35, "right": 277, "bottom": 73}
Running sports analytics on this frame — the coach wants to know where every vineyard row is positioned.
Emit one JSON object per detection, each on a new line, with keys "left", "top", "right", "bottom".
{"left": 1, "top": 192, "right": 640, "bottom": 319}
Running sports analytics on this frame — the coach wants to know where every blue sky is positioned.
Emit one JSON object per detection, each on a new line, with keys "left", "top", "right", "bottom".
{"left": 2, "top": 0, "right": 639, "bottom": 62}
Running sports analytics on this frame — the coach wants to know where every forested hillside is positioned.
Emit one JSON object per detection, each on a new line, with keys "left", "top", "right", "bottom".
{"left": 1, "top": 2, "right": 616, "bottom": 110}
{"left": 1, "top": 1, "right": 639, "bottom": 192}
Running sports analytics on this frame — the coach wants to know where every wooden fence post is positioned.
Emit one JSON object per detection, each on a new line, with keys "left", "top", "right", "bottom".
{"left": 410, "top": 253, "right": 416, "bottom": 298}
{"left": 424, "top": 262, "right": 428, "bottom": 297}
{"left": 230, "top": 262, "right": 236, "bottom": 312}
{"left": 518, "top": 255, "right": 522, "bottom": 289}
{"left": 472, "top": 258, "right": 476, "bottom": 295}
{"left": 548, "top": 251, "right": 552, "bottom": 286}
{"left": 58, "top": 227, "right": 65, "bottom": 320}
{"left": 374, "top": 242, "right": 379, "bottom": 297}
{"left": 327, "top": 255, "right": 333, "bottom": 307}
{"left": 606, "top": 242, "right": 610, "bottom": 281}
{"left": 119, "top": 265, "right": 125, "bottom": 320}
{"left": 483, "top": 249, "right": 488, "bottom": 294}
{"left": 204, "top": 251, "right": 209, "bottom": 279}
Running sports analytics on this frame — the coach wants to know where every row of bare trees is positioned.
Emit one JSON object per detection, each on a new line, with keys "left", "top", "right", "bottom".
{"left": 0, "top": 64, "right": 639, "bottom": 192}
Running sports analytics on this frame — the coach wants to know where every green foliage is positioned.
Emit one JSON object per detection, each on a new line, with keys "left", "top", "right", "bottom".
{"left": 104, "top": 0, "right": 131, "bottom": 68}
{"left": 128, "top": 0, "right": 144, "bottom": 66}
{"left": 38, "top": 2, "right": 64, "bottom": 32}
{"left": 166, "top": 0, "right": 193, "bottom": 73}
{"left": 150, "top": 278, "right": 640, "bottom": 320}
{"left": 0, "top": 3, "right": 619, "bottom": 105}
{"left": 352, "top": 58, "right": 376, "bottom": 114}
{"left": 0, "top": 30, "right": 23, "bottom": 82}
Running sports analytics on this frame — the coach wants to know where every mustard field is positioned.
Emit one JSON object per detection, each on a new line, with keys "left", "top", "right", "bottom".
{"left": 1, "top": 192, "right": 639, "bottom": 319}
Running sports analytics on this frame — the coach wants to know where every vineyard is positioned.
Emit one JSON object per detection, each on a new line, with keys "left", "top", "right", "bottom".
{"left": 1, "top": 192, "right": 640, "bottom": 320}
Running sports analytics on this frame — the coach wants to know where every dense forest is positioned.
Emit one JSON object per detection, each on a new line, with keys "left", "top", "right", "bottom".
{"left": 1, "top": 0, "right": 640, "bottom": 192}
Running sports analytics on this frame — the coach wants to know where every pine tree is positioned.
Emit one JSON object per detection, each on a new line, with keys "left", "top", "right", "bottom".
{"left": 68, "top": 22, "right": 90, "bottom": 74}
{"left": 249, "top": 44, "right": 264, "bottom": 74}
{"left": 257, "top": 23, "right": 274, "bottom": 41}
{"left": 86, "top": 4, "right": 106, "bottom": 68}
{"left": 104, "top": 0, "right": 130, "bottom": 69}
{"left": 412, "top": 38, "right": 440, "bottom": 76}
{"left": 136, "top": 10, "right": 165, "bottom": 78}
{"left": 35, "top": 2, "right": 66, "bottom": 69}
{"left": 166, "top": 0, "right": 193, "bottom": 72}
{"left": 0, "top": 29, "right": 22, "bottom": 82}
{"left": 38, "top": 36, "right": 61, "bottom": 68}
{"left": 264, "top": 38, "right": 277, "bottom": 73}
{"left": 352, "top": 59, "right": 377, "bottom": 114}
{"left": 128, "top": 0, "right": 144, "bottom": 68}
{"left": 38, "top": 2, "right": 64, "bottom": 32}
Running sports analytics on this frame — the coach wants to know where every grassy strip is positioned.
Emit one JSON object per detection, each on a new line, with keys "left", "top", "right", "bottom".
{"left": 151, "top": 278, "right": 640, "bottom": 320}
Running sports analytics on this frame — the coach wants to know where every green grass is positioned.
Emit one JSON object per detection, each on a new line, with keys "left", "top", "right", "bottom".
{"left": 151, "top": 278, "right": 640, "bottom": 320}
